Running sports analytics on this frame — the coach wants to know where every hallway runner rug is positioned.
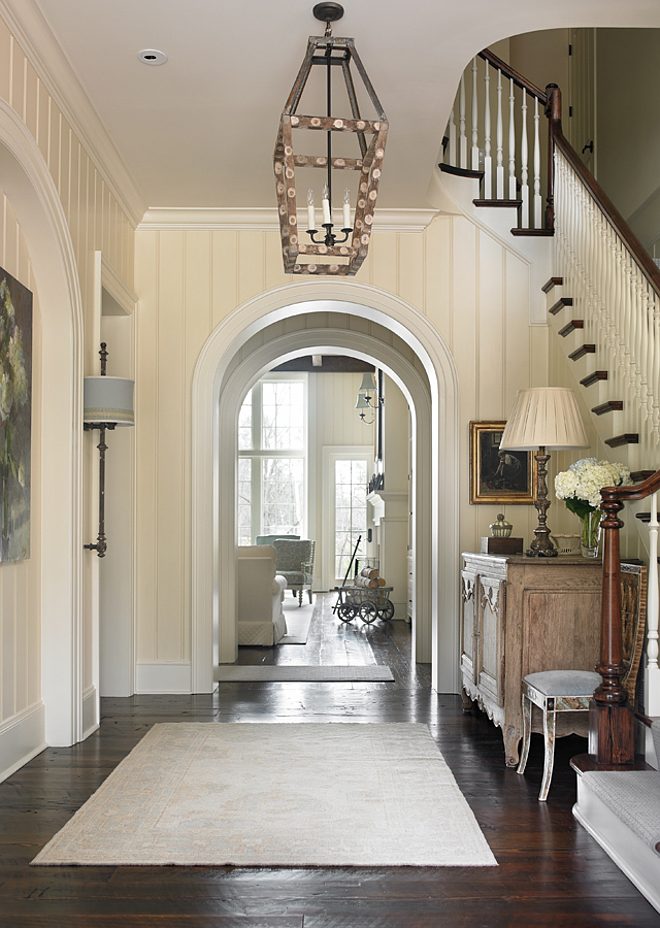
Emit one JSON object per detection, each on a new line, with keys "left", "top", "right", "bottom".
{"left": 32, "top": 722, "right": 497, "bottom": 867}
{"left": 213, "top": 665, "right": 394, "bottom": 682}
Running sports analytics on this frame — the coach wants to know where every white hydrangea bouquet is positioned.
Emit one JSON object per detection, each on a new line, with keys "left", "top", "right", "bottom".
{"left": 554, "top": 458, "right": 632, "bottom": 555}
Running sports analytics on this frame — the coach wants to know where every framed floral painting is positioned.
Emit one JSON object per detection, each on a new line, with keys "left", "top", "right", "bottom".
{"left": 469, "top": 421, "right": 536, "bottom": 505}
{"left": 0, "top": 267, "right": 32, "bottom": 561}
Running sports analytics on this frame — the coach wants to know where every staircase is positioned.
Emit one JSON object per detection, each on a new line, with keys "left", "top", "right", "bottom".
{"left": 440, "top": 46, "right": 660, "bottom": 915}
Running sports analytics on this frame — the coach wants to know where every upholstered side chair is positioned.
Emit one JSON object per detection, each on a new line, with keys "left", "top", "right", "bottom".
{"left": 272, "top": 538, "right": 315, "bottom": 606}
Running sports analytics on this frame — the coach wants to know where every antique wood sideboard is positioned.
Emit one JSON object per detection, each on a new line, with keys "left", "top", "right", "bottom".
{"left": 460, "top": 553, "right": 645, "bottom": 767}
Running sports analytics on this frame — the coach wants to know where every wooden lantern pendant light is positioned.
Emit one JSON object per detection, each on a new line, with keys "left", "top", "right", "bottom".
{"left": 274, "top": 2, "right": 388, "bottom": 276}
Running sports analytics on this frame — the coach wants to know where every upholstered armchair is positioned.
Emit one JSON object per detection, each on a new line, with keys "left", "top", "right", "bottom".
{"left": 237, "top": 545, "right": 287, "bottom": 646}
{"left": 273, "top": 538, "right": 315, "bottom": 607}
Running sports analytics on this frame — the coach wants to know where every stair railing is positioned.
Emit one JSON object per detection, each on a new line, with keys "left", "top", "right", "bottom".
{"left": 442, "top": 49, "right": 549, "bottom": 230}
{"left": 550, "top": 85, "right": 660, "bottom": 467}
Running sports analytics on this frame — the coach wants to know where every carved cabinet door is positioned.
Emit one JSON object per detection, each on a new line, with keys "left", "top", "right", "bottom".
{"left": 460, "top": 569, "right": 478, "bottom": 685}
{"left": 476, "top": 576, "right": 505, "bottom": 706}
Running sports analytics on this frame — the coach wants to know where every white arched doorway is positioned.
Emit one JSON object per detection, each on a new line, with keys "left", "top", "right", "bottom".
{"left": 192, "top": 281, "right": 460, "bottom": 695}
{"left": 0, "top": 101, "right": 84, "bottom": 746}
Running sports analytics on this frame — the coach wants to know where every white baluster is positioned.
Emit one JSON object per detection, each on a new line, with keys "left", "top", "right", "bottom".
{"left": 533, "top": 98, "right": 541, "bottom": 228}
{"left": 471, "top": 58, "right": 479, "bottom": 171}
{"left": 508, "top": 78, "right": 516, "bottom": 199}
{"left": 483, "top": 62, "right": 492, "bottom": 198}
{"left": 459, "top": 73, "right": 467, "bottom": 169}
{"left": 520, "top": 93, "right": 529, "bottom": 229}
{"left": 448, "top": 105, "right": 457, "bottom": 167}
{"left": 646, "top": 491, "right": 660, "bottom": 716}
{"left": 496, "top": 69, "right": 504, "bottom": 199}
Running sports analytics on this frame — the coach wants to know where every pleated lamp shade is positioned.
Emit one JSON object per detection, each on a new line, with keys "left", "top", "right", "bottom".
{"left": 357, "top": 373, "right": 377, "bottom": 394}
{"left": 500, "top": 387, "right": 588, "bottom": 451}
{"left": 83, "top": 376, "right": 135, "bottom": 426}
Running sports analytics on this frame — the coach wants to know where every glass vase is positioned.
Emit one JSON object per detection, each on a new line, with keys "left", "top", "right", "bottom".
{"left": 579, "top": 510, "right": 602, "bottom": 558}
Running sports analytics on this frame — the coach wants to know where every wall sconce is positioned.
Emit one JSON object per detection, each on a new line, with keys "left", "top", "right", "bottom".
{"left": 83, "top": 343, "right": 134, "bottom": 558}
{"left": 355, "top": 371, "right": 383, "bottom": 424}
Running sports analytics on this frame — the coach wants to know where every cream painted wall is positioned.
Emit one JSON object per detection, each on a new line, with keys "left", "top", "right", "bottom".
{"left": 0, "top": 12, "right": 135, "bottom": 757}
{"left": 134, "top": 217, "right": 545, "bottom": 667}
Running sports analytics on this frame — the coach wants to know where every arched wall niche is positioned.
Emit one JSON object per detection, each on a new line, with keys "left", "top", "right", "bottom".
{"left": 0, "top": 100, "right": 84, "bottom": 746}
{"left": 191, "top": 281, "right": 460, "bottom": 696}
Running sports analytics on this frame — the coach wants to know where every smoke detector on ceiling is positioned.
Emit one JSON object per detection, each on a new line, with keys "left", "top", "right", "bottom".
{"left": 138, "top": 49, "right": 168, "bottom": 66}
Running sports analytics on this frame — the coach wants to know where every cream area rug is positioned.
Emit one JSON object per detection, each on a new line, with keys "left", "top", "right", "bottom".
{"left": 279, "top": 597, "right": 315, "bottom": 644}
{"left": 214, "top": 665, "right": 394, "bottom": 682}
{"left": 32, "top": 723, "right": 496, "bottom": 868}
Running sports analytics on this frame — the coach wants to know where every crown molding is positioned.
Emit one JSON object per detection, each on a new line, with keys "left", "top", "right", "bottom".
{"left": 0, "top": 0, "right": 147, "bottom": 227}
{"left": 137, "top": 207, "right": 439, "bottom": 233}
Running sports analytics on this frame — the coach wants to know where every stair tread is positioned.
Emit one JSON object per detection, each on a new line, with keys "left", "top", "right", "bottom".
{"left": 631, "top": 470, "right": 657, "bottom": 483}
{"left": 604, "top": 433, "right": 639, "bottom": 448}
{"left": 559, "top": 320, "right": 584, "bottom": 337}
{"left": 473, "top": 198, "right": 522, "bottom": 208}
{"left": 591, "top": 401, "right": 623, "bottom": 415}
{"left": 580, "top": 371, "right": 608, "bottom": 387}
{"left": 439, "top": 163, "right": 484, "bottom": 179}
{"left": 542, "top": 277, "right": 563, "bottom": 293}
{"left": 569, "top": 344, "right": 596, "bottom": 361}
{"left": 549, "top": 297, "right": 573, "bottom": 315}
{"left": 511, "top": 228, "right": 554, "bottom": 236}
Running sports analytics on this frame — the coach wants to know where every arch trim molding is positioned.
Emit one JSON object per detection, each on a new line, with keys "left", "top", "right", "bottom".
{"left": 191, "top": 281, "right": 460, "bottom": 695}
{"left": 0, "top": 98, "right": 84, "bottom": 747}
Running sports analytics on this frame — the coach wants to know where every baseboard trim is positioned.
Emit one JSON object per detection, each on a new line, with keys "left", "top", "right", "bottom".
{"left": 0, "top": 701, "right": 47, "bottom": 784}
{"left": 82, "top": 685, "right": 98, "bottom": 740}
{"left": 136, "top": 661, "right": 192, "bottom": 694}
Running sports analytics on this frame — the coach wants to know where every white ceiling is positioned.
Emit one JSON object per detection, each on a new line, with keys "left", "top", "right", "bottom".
{"left": 22, "top": 0, "right": 660, "bottom": 214}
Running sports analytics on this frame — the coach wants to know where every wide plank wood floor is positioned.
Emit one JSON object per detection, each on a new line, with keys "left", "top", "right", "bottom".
{"left": 2, "top": 594, "right": 659, "bottom": 927}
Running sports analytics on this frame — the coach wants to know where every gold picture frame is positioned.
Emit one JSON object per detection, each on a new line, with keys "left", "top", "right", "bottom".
{"left": 469, "top": 421, "right": 537, "bottom": 505}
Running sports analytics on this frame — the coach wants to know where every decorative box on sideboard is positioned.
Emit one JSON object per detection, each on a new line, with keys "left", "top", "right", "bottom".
{"left": 460, "top": 553, "right": 645, "bottom": 767}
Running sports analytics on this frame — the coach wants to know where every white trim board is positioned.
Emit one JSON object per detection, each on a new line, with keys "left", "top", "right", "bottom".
{"left": 0, "top": 701, "right": 47, "bottom": 784}
{"left": 137, "top": 207, "right": 439, "bottom": 233}
{"left": 136, "top": 661, "right": 193, "bottom": 694}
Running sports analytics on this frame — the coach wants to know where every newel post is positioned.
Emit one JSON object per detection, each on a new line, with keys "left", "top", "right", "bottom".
{"left": 544, "top": 83, "right": 560, "bottom": 231}
{"left": 589, "top": 491, "right": 635, "bottom": 764}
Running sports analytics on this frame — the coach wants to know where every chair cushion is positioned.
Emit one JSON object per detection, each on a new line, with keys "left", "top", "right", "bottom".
{"left": 524, "top": 670, "right": 601, "bottom": 697}
{"left": 279, "top": 570, "right": 311, "bottom": 586}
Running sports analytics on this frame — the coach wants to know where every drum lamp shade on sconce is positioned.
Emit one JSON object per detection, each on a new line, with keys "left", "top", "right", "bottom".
{"left": 83, "top": 343, "right": 134, "bottom": 557}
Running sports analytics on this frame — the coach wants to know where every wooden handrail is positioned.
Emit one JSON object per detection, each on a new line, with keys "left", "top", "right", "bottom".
{"left": 601, "top": 469, "right": 660, "bottom": 504}
{"left": 545, "top": 85, "right": 660, "bottom": 296}
{"left": 478, "top": 49, "right": 547, "bottom": 104}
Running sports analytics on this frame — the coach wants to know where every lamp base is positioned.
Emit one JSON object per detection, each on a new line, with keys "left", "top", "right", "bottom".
{"left": 525, "top": 449, "right": 558, "bottom": 557}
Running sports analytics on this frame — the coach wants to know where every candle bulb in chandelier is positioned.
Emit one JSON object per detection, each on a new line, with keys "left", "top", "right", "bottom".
{"left": 307, "top": 189, "right": 316, "bottom": 231}
{"left": 322, "top": 183, "right": 331, "bottom": 225}
{"left": 343, "top": 188, "right": 351, "bottom": 229}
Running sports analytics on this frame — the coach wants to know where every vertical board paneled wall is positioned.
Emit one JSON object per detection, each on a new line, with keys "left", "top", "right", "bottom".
{"left": 0, "top": 14, "right": 135, "bottom": 733}
{"left": 134, "top": 218, "right": 541, "bottom": 664}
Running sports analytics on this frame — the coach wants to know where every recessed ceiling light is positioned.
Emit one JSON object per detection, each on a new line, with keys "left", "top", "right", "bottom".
{"left": 138, "top": 49, "right": 168, "bottom": 66}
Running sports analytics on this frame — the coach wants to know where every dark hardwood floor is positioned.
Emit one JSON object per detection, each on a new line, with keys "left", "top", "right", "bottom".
{"left": 2, "top": 594, "right": 659, "bottom": 927}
